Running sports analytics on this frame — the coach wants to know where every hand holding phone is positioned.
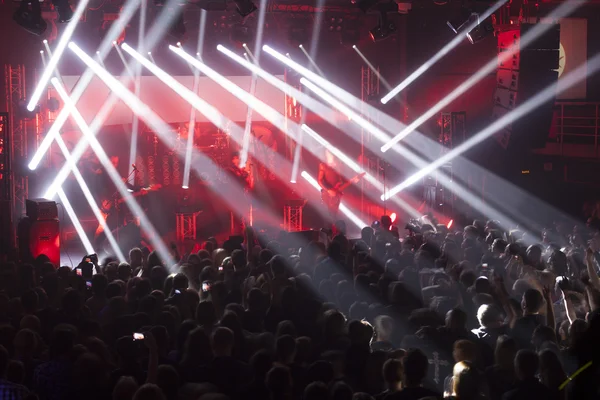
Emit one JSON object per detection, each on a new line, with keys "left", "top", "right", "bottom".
{"left": 202, "top": 281, "right": 211, "bottom": 292}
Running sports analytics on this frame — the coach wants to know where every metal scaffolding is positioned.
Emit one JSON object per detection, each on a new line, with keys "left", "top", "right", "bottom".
{"left": 4, "top": 65, "right": 30, "bottom": 249}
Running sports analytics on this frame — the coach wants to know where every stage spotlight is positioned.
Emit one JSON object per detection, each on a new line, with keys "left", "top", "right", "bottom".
{"left": 298, "top": 44, "right": 303, "bottom": 48}
{"left": 447, "top": 7, "right": 473, "bottom": 34}
{"left": 43, "top": 39, "right": 48, "bottom": 44}
{"left": 369, "top": 11, "right": 396, "bottom": 42}
{"left": 13, "top": 0, "right": 47, "bottom": 36}
{"left": 53, "top": 0, "right": 74, "bottom": 23}
{"left": 40, "top": 50, "right": 44, "bottom": 54}
{"left": 466, "top": 16, "right": 495, "bottom": 44}
{"left": 232, "top": 0, "right": 257, "bottom": 17}
{"left": 390, "top": 212, "right": 397, "bottom": 223}
{"left": 148, "top": 51, "right": 152, "bottom": 55}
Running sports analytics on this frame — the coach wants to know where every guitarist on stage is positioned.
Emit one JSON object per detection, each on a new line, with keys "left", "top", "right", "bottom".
{"left": 318, "top": 150, "right": 366, "bottom": 222}
{"left": 318, "top": 150, "right": 345, "bottom": 220}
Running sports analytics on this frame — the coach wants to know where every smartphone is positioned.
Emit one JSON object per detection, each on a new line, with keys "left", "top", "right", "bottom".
{"left": 174, "top": 289, "right": 181, "bottom": 294}
{"left": 482, "top": 263, "right": 488, "bottom": 268}
{"left": 218, "top": 266, "right": 223, "bottom": 271}
{"left": 133, "top": 333, "right": 144, "bottom": 341}
{"left": 76, "top": 269, "right": 82, "bottom": 276}
{"left": 86, "top": 281, "right": 92, "bottom": 288}
{"left": 202, "top": 281, "right": 211, "bottom": 292}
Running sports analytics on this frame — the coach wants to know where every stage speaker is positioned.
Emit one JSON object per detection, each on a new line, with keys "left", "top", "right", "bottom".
{"left": 18, "top": 217, "right": 60, "bottom": 267}
{"left": 492, "top": 23, "right": 560, "bottom": 151}
{"left": 26, "top": 198, "right": 58, "bottom": 221}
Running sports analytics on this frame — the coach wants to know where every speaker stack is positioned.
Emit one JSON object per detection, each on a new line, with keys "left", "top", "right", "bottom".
{"left": 18, "top": 199, "right": 60, "bottom": 267}
{"left": 492, "top": 23, "right": 560, "bottom": 152}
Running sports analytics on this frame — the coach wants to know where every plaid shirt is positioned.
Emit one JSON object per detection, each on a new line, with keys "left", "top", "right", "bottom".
{"left": 0, "top": 379, "right": 31, "bottom": 400}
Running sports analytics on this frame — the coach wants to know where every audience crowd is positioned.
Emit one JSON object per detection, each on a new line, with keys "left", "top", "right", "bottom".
{"left": 1, "top": 214, "right": 600, "bottom": 400}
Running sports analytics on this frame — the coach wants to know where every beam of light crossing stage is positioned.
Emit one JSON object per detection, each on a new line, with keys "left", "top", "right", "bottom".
{"left": 73, "top": 43, "right": 276, "bottom": 239}
{"left": 263, "top": 44, "right": 402, "bottom": 128}
{"left": 301, "top": 124, "right": 421, "bottom": 219}
{"left": 242, "top": 44, "right": 255, "bottom": 61}
{"left": 307, "top": 0, "right": 325, "bottom": 63}
{"left": 299, "top": 74, "right": 527, "bottom": 230}
{"left": 115, "top": 43, "right": 135, "bottom": 78}
{"left": 58, "top": 43, "right": 177, "bottom": 268}
{"left": 183, "top": 9, "right": 208, "bottom": 188}
{"left": 170, "top": 45, "right": 396, "bottom": 221}
{"left": 28, "top": 0, "right": 142, "bottom": 171}
{"left": 129, "top": 0, "right": 147, "bottom": 185}
{"left": 171, "top": 46, "right": 290, "bottom": 135}
{"left": 299, "top": 46, "right": 326, "bottom": 77}
{"left": 42, "top": 43, "right": 66, "bottom": 83}
{"left": 52, "top": 78, "right": 126, "bottom": 261}
{"left": 122, "top": 44, "right": 222, "bottom": 123}
{"left": 301, "top": 171, "right": 367, "bottom": 229}
{"left": 219, "top": 45, "right": 412, "bottom": 205}
{"left": 380, "top": 1, "right": 584, "bottom": 152}
{"left": 178, "top": 45, "right": 416, "bottom": 219}
{"left": 383, "top": 51, "right": 600, "bottom": 202}
{"left": 40, "top": 51, "right": 46, "bottom": 67}
{"left": 27, "top": 0, "right": 90, "bottom": 111}
{"left": 57, "top": 188, "right": 96, "bottom": 255}
{"left": 38, "top": 0, "right": 190, "bottom": 203}
{"left": 290, "top": 127, "right": 302, "bottom": 183}
{"left": 96, "top": 51, "right": 107, "bottom": 68}
{"left": 352, "top": 46, "right": 392, "bottom": 91}
{"left": 238, "top": 0, "right": 268, "bottom": 169}
{"left": 300, "top": 77, "right": 389, "bottom": 142}
{"left": 380, "top": 0, "right": 507, "bottom": 104}
{"left": 218, "top": 45, "right": 337, "bottom": 123}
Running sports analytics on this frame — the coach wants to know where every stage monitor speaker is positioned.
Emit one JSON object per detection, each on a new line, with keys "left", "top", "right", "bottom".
{"left": 492, "top": 23, "right": 560, "bottom": 152}
{"left": 26, "top": 198, "right": 58, "bottom": 221}
{"left": 18, "top": 217, "right": 60, "bottom": 267}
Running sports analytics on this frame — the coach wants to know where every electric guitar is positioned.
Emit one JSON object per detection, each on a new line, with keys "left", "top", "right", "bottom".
{"left": 100, "top": 184, "right": 162, "bottom": 219}
{"left": 321, "top": 172, "right": 366, "bottom": 212}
